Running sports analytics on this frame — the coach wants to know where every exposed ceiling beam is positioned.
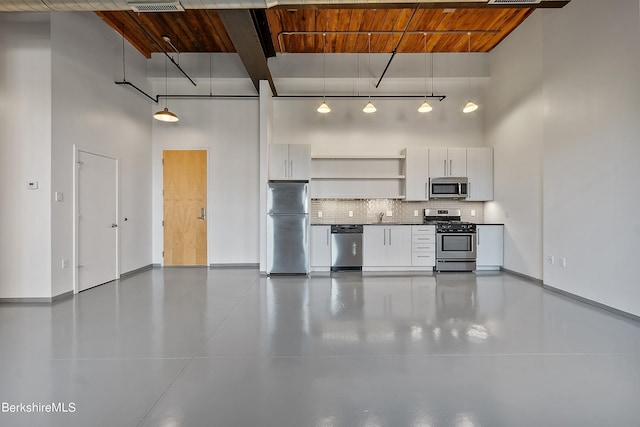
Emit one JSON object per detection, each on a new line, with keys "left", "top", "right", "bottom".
{"left": 218, "top": 9, "right": 277, "bottom": 95}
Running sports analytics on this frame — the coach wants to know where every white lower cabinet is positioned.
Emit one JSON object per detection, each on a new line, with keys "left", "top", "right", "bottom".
{"left": 363, "top": 225, "right": 411, "bottom": 270}
{"left": 476, "top": 225, "right": 504, "bottom": 270}
{"left": 411, "top": 225, "right": 436, "bottom": 268}
{"left": 310, "top": 225, "right": 331, "bottom": 271}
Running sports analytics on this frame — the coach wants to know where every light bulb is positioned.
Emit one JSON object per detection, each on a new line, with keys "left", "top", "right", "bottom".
{"left": 463, "top": 101, "right": 478, "bottom": 113}
{"left": 418, "top": 101, "right": 433, "bottom": 113}
{"left": 317, "top": 102, "right": 331, "bottom": 114}
{"left": 363, "top": 102, "right": 377, "bottom": 113}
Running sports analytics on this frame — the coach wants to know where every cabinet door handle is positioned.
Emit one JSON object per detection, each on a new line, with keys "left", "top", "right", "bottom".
{"left": 477, "top": 231, "right": 480, "bottom": 245}
{"left": 284, "top": 160, "right": 288, "bottom": 177}
{"left": 443, "top": 159, "right": 446, "bottom": 176}
{"left": 425, "top": 182, "right": 428, "bottom": 199}
{"left": 290, "top": 160, "right": 293, "bottom": 177}
{"left": 388, "top": 228, "right": 392, "bottom": 246}
{"left": 449, "top": 159, "right": 452, "bottom": 176}
{"left": 326, "top": 229, "right": 329, "bottom": 245}
{"left": 383, "top": 229, "right": 386, "bottom": 246}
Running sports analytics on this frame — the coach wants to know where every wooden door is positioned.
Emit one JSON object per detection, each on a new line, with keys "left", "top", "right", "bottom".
{"left": 77, "top": 150, "right": 118, "bottom": 291}
{"left": 163, "top": 150, "right": 207, "bottom": 266}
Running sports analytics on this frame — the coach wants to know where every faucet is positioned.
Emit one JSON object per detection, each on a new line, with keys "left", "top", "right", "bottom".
{"left": 379, "top": 211, "right": 385, "bottom": 222}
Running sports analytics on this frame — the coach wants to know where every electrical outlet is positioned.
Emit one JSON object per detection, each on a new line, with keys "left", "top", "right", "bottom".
{"left": 61, "top": 259, "right": 69, "bottom": 269}
{"left": 27, "top": 181, "right": 39, "bottom": 190}
{"left": 348, "top": 210, "right": 353, "bottom": 217}
{"left": 317, "top": 211, "right": 323, "bottom": 218}
{"left": 560, "top": 257, "right": 566, "bottom": 268}
{"left": 548, "top": 255, "right": 555, "bottom": 264}
{"left": 414, "top": 210, "right": 419, "bottom": 217}
{"left": 386, "top": 210, "right": 393, "bottom": 217}
{"left": 54, "top": 191, "right": 64, "bottom": 202}
{"left": 471, "top": 209, "right": 476, "bottom": 217}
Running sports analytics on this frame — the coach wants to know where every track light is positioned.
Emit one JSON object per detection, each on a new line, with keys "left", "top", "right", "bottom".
{"left": 154, "top": 53, "right": 179, "bottom": 122}
{"left": 463, "top": 32, "right": 478, "bottom": 114}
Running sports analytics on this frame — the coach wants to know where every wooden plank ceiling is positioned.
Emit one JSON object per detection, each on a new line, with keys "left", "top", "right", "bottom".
{"left": 97, "top": 6, "right": 547, "bottom": 57}
{"left": 268, "top": 8, "right": 532, "bottom": 53}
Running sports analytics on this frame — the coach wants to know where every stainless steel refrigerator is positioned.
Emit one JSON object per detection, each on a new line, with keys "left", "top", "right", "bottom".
{"left": 267, "top": 181, "right": 310, "bottom": 275}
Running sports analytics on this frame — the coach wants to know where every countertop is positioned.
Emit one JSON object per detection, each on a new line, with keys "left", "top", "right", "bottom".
{"left": 311, "top": 222, "right": 504, "bottom": 226}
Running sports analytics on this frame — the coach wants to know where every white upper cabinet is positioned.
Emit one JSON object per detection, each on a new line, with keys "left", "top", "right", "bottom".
{"left": 428, "top": 147, "right": 467, "bottom": 178}
{"left": 404, "top": 148, "right": 429, "bottom": 201}
{"left": 466, "top": 147, "right": 494, "bottom": 201}
{"left": 269, "top": 144, "right": 311, "bottom": 180}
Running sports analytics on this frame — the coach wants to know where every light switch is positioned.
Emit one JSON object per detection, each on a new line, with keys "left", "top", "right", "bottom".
{"left": 27, "top": 181, "right": 39, "bottom": 190}
{"left": 318, "top": 211, "right": 323, "bottom": 218}
{"left": 471, "top": 209, "right": 476, "bottom": 217}
{"left": 348, "top": 211, "right": 353, "bottom": 217}
{"left": 55, "top": 192, "right": 64, "bottom": 202}
{"left": 413, "top": 210, "right": 419, "bottom": 217}
{"left": 386, "top": 210, "right": 393, "bottom": 217}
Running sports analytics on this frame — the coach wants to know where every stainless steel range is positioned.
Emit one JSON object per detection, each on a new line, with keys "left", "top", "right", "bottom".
{"left": 424, "top": 208, "right": 476, "bottom": 272}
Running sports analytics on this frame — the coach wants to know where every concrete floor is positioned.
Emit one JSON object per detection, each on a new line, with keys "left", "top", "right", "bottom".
{"left": 1, "top": 268, "right": 640, "bottom": 427}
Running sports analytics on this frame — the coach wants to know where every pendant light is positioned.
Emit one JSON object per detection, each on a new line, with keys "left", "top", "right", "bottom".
{"left": 418, "top": 33, "right": 433, "bottom": 113}
{"left": 154, "top": 54, "right": 179, "bottom": 122}
{"left": 462, "top": 32, "right": 478, "bottom": 114}
{"left": 317, "top": 33, "right": 331, "bottom": 114}
{"left": 363, "top": 33, "right": 376, "bottom": 113}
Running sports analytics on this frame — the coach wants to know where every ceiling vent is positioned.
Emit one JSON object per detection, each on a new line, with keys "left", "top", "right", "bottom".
{"left": 488, "top": 0, "right": 541, "bottom": 4}
{"left": 128, "top": 1, "right": 185, "bottom": 12}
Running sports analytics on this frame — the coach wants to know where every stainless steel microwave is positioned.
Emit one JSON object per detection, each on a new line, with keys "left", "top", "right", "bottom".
{"left": 429, "top": 177, "right": 469, "bottom": 199}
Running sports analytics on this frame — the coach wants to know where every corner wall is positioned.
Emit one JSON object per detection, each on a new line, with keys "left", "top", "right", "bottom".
{"left": 485, "top": 12, "right": 544, "bottom": 280}
{"left": 0, "top": 13, "right": 52, "bottom": 298}
{"left": 51, "top": 12, "right": 152, "bottom": 296}
{"left": 541, "top": 0, "right": 640, "bottom": 315}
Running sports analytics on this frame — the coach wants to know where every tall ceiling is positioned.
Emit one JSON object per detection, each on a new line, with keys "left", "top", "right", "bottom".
{"left": 91, "top": 1, "right": 570, "bottom": 93}
{"left": 97, "top": 2, "right": 569, "bottom": 57}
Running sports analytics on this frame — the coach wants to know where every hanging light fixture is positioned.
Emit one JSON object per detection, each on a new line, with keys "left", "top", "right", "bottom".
{"left": 317, "top": 33, "right": 331, "bottom": 114}
{"left": 418, "top": 33, "right": 433, "bottom": 113}
{"left": 363, "top": 33, "right": 377, "bottom": 113}
{"left": 154, "top": 53, "right": 179, "bottom": 122}
{"left": 463, "top": 32, "right": 478, "bottom": 114}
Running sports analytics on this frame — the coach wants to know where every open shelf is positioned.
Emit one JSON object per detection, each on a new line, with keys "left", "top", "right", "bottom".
{"left": 311, "top": 154, "right": 405, "bottom": 160}
{"left": 312, "top": 175, "right": 405, "bottom": 180}
{"left": 310, "top": 153, "right": 407, "bottom": 199}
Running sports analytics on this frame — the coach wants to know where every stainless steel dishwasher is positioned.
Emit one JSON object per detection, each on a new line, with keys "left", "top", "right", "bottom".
{"left": 331, "top": 225, "right": 363, "bottom": 272}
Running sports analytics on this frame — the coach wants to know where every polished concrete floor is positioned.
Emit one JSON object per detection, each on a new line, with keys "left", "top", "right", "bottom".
{"left": 1, "top": 268, "right": 640, "bottom": 426}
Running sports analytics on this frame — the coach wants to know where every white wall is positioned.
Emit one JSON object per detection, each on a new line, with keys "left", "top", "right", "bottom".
{"left": 0, "top": 13, "right": 52, "bottom": 298}
{"left": 541, "top": 0, "right": 640, "bottom": 315}
{"left": 151, "top": 92, "right": 260, "bottom": 265}
{"left": 272, "top": 53, "right": 490, "bottom": 154}
{"left": 485, "top": 12, "right": 544, "bottom": 280}
{"left": 50, "top": 12, "right": 152, "bottom": 296}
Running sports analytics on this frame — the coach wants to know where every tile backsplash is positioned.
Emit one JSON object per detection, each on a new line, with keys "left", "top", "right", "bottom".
{"left": 311, "top": 199, "right": 484, "bottom": 224}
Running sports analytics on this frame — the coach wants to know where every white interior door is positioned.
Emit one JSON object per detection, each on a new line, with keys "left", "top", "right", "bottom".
{"left": 77, "top": 150, "right": 118, "bottom": 292}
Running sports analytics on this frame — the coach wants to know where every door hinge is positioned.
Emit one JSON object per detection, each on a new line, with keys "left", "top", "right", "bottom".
{"left": 162, "top": 220, "right": 164, "bottom": 227}
{"left": 162, "top": 158, "right": 164, "bottom": 165}
{"left": 162, "top": 251, "right": 164, "bottom": 258}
